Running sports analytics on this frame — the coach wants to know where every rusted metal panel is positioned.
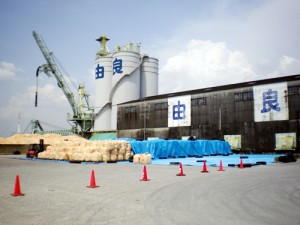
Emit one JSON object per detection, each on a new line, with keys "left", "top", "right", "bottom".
{"left": 117, "top": 75, "right": 300, "bottom": 152}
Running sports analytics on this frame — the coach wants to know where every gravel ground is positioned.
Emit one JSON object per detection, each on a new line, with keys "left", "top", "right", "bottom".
{"left": 0, "top": 155, "right": 299, "bottom": 225}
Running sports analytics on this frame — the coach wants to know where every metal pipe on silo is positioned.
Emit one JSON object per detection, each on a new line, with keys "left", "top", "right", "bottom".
{"left": 110, "top": 50, "right": 141, "bottom": 129}
{"left": 93, "top": 36, "right": 113, "bottom": 131}
{"left": 140, "top": 57, "right": 159, "bottom": 98}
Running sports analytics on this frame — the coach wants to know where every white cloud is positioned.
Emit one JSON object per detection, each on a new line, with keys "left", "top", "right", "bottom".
{"left": 0, "top": 61, "right": 20, "bottom": 80}
{"left": 0, "top": 83, "right": 71, "bottom": 134}
{"left": 155, "top": 0, "right": 300, "bottom": 94}
{"left": 0, "top": 83, "right": 67, "bottom": 118}
{"left": 154, "top": 0, "right": 300, "bottom": 89}
{"left": 37, "top": 83, "right": 67, "bottom": 103}
{"left": 159, "top": 39, "right": 257, "bottom": 94}
{"left": 268, "top": 56, "right": 300, "bottom": 77}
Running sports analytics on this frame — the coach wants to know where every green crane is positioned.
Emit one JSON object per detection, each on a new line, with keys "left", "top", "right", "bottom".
{"left": 32, "top": 31, "right": 94, "bottom": 133}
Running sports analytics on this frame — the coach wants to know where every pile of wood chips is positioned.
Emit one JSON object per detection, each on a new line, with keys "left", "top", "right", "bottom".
{"left": 0, "top": 133, "right": 84, "bottom": 145}
{"left": 0, "top": 134, "right": 132, "bottom": 162}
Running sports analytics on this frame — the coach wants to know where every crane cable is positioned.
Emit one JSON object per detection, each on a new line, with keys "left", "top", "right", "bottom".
{"left": 34, "top": 54, "right": 80, "bottom": 108}
{"left": 52, "top": 53, "right": 78, "bottom": 94}
{"left": 37, "top": 120, "right": 69, "bottom": 130}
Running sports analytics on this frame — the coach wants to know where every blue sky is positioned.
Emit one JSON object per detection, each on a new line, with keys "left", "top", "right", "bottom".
{"left": 0, "top": 0, "right": 299, "bottom": 137}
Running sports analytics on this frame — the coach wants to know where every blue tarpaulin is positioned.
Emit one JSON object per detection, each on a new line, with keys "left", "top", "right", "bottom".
{"left": 129, "top": 139, "right": 232, "bottom": 159}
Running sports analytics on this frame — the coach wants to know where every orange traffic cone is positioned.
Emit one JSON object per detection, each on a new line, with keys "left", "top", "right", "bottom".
{"left": 87, "top": 170, "right": 99, "bottom": 188}
{"left": 11, "top": 175, "right": 24, "bottom": 196}
{"left": 239, "top": 159, "right": 244, "bottom": 169}
{"left": 201, "top": 160, "right": 209, "bottom": 173}
{"left": 176, "top": 163, "right": 186, "bottom": 176}
{"left": 218, "top": 160, "right": 225, "bottom": 171}
{"left": 140, "top": 165, "right": 150, "bottom": 181}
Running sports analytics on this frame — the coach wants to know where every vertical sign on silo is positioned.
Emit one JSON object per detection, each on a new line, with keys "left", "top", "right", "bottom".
{"left": 168, "top": 95, "right": 191, "bottom": 127}
{"left": 253, "top": 82, "right": 289, "bottom": 122}
{"left": 94, "top": 56, "right": 113, "bottom": 130}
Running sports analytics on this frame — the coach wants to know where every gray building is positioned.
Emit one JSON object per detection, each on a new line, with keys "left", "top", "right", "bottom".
{"left": 117, "top": 74, "right": 300, "bottom": 153}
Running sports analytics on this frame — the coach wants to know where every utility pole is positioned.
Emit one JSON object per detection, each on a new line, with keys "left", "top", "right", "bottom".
{"left": 297, "top": 111, "right": 299, "bottom": 152}
{"left": 143, "top": 100, "right": 148, "bottom": 140}
{"left": 17, "top": 113, "right": 21, "bottom": 134}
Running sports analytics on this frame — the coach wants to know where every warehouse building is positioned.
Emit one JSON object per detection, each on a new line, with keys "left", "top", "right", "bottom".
{"left": 117, "top": 74, "right": 300, "bottom": 153}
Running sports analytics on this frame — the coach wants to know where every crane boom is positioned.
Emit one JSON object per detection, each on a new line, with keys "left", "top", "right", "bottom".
{"left": 32, "top": 31, "right": 94, "bottom": 132}
{"left": 32, "top": 31, "right": 77, "bottom": 115}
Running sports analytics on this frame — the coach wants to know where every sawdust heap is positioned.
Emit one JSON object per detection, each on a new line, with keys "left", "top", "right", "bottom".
{"left": 0, "top": 134, "right": 85, "bottom": 145}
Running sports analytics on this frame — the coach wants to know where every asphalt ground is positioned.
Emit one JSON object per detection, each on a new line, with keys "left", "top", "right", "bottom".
{"left": 0, "top": 155, "right": 299, "bottom": 225}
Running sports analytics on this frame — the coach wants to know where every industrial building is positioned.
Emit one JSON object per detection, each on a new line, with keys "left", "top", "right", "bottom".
{"left": 32, "top": 31, "right": 300, "bottom": 153}
{"left": 117, "top": 74, "right": 300, "bottom": 153}
{"left": 93, "top": 36, "right": 159, "bottom": 131}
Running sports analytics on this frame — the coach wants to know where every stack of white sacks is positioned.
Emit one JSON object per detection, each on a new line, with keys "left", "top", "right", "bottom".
{"left": 133, "top": 153, "right": 152, "bottom": 164}
{"left": 38, "top": 140, "right": 132, "bottom": 162}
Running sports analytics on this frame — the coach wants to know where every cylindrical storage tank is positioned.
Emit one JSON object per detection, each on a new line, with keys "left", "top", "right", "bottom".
{"left": 140, "top": 57, "right": 159, "bottom": 98}
{"left": 111, "top": 51, "right": 141, "bottom": 129}
{"left": 94, "top": 55, "right": 113, "bottom": 130}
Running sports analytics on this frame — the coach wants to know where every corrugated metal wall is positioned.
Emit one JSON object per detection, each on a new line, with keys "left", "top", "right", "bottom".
{"left": 117, "top": 78, "right": 300, "bottom": 152}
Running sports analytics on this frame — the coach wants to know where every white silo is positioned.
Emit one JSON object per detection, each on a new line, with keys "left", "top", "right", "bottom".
{"left": 93, "top": 36, "right": 113, "bottom": 131}
{"left": 140, "top": 56, "right": 159, "bottom": 98}
{"left": 110, "top": 44, "right": 141, "bottom": 129}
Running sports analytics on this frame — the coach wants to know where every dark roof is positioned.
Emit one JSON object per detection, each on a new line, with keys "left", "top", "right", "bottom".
{"left": 119, "top": 74, "right": 300, "bottom": 105}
